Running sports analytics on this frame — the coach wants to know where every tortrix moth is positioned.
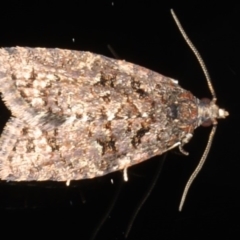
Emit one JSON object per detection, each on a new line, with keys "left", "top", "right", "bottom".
{"left": 0, "top": 10, "right": 228, "bottom": 211}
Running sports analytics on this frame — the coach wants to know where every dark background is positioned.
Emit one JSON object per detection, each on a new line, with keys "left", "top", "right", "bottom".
{"left": 0, "top": 1, "right": 238, "bottom": 239}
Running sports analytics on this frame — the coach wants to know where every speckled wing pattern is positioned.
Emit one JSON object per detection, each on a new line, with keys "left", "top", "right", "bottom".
{"left": 0, "top": 47, "right": 199, "bottom": 181}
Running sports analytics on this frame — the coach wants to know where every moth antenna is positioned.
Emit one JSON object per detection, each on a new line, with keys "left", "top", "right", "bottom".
{"left": 170, "top": 9, "right": 218, "bottom": 211}
{"left": 125, "top": 153, "right": 167, "bottom": 238}
{"left": 170, "top": 9, "right": 216, "bottom": 99}
{"left": 179, "top": 125, "right": 217, "bottom": 211}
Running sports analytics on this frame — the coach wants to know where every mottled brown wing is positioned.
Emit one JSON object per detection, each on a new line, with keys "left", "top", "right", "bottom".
{"left": 0, "top": 47, "right": 198, "bottom": 181}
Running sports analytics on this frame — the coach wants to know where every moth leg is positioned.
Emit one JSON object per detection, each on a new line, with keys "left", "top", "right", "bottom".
{"left": 179, "top": 145, "right": 189, "bottom": 155}
{"left": 178, "top": 133, "right": 193, "bottom": 156}
{"left": 0, "top": 117, "right": 25, "bottom": 179}
{"left": 66, "top": 179, "right": 71, "bottom": 186}
{"left": 123, "top": 167, "right": 128, "bottom": 181}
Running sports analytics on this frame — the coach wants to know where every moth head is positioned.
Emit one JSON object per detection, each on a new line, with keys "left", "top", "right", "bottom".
{"left": 199, "top": 98, "right": 229, "bottom": 127}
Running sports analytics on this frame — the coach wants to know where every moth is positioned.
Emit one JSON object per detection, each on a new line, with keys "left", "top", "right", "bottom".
{"left": 0, "top": 10, "right": 228, "bottom": 210}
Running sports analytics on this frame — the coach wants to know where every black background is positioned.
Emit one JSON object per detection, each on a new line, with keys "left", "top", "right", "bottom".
{"left": 0, "top": 1, "right": 238, "bottom": 240}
